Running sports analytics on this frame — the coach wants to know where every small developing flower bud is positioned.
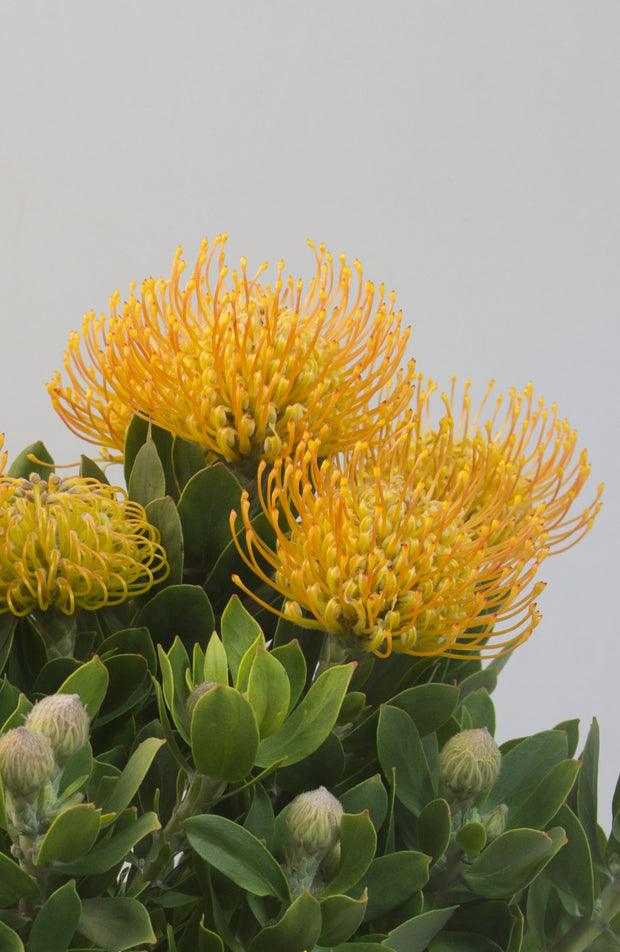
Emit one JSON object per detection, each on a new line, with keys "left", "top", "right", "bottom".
{"left": 287, "top": 786, "right": 344, "bottom": 862}
{"left": 482, "top": 803, "right": 509, "bottom": 840}
{"left": 187, "top": 682, "right": 217, "bottom": 718}
{"left": 439, "top": 727, "right": 501, "bottom": 801}
{"left": 0, "top": 727, "right": 55, "bottom": 798}
{"left": 26, "top": 694, "right": 90, "bottom": 767}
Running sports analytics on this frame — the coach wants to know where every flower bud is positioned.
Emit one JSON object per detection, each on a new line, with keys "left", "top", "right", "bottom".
{"left": 26, "top": 694, "right": 90, "bottom": 766}
{"left": 482, "top": 803, "right": 508, "bottom": 840}
{"left": 439, "top": 727, "right": 501, "bottom": 800}
{"left": 187, "top": 682, "right": 217, "bottom": 718}
{"left": 0, "top": 727, "right": 55, "bottom": 798}
{"left": 287, "top": 786, "right": 344, "bottom": 861}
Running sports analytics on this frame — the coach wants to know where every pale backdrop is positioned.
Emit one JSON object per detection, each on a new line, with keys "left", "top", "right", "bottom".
{"left": 1, "top": 1, "right": 618, "bottom": 819}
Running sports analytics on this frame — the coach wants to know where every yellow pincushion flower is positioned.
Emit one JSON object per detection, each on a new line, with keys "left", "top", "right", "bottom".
{"left": 231, "top": 382, "right": 601, "bottom": 660}
{"left": 48, "top": 237, "right": 414, "bottom": 471}
{"left": 0, "top": 472, "right": 169, "bottom": 616}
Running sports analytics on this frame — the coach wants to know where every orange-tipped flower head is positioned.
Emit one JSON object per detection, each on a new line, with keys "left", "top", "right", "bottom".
{"left": 48, "top": 237, "right": 415, "bottom": 470}
{"left": 0, "top": 472, "right": 169, "bottom": 616}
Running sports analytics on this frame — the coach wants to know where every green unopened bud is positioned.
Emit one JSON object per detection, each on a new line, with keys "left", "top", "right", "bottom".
{"left": 287, "top": 786, "right": 344, "bottom": 861}
{"left": 0, "top": 727, "right": 55, "bottom": 798}
{"left": 187, "top": 682, "right": 217, "bottom": 718}
{"left": 482, "top": 803, "right": 508, "bottom": 840}
{"left": 26, "top": 694, "right": 90, "bottom": 766}
{"left": 439, "top": 727, "right": 501, "bottom": 801}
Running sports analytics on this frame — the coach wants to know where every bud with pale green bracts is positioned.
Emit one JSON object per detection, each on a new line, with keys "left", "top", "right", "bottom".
{"left": 0, "top": 727, "right": 55, "bottom": 800}
{"left": 285, "top": 786, "right": 344, "bottom": 897}
{"left": 481, "top": 802, "right": 508, "bottom": 840}
{"left": 26, "top": 693, "right": 90, "bottom": 767}
{"left": 439, "top": 727, "right": 501, "bottom": 804}
{"left": 186, "top": 682, "right": 217, "bottom": 719}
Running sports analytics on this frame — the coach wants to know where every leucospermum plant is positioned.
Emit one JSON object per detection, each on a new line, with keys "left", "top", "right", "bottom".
{"left": 0, "top": 239, "right": 613, "bottom": 952}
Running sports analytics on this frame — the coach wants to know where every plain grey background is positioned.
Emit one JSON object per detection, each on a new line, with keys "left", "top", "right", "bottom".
{"left": 1, "top": 2, "right": 618, "bottom": 819}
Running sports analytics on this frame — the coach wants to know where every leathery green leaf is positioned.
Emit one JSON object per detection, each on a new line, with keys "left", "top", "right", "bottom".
{"left": 191, "top": 685, "right": 259, "bottom": 781}
{"left": 0, "top": 922, "right": 24, "bottom": 952}
{"left": 177, "top": 463, "right": 242, "bottom": 575}
{"left": 58, "top": 657, "right": 109, "bottom": 719}
{"left": 271, "top": 639, "right": 307, "bottom": 712}
{"left": 198, "top": 921, "right": 225, "bottom": 952}
{"left": 0, "top": 852, "right": 39, "bottom": 906}
{"left": 247, "top": 646, "right": 291, "bottom": 737}
{"left": 184, "top": 814, "right": 290, "bottom": 902}
{"left": 318, "top": 893, "right": 368, "bottom": 945}
{"left": 318, "top": 811, "right": 376, "bottom": 898}
{"left": 455, "top": 822, "right": 487, "bottom": 857}
{"left": 418, "top": 798, "right": 451, "bottom": 867}
{"left": 127, "top": 440, "right": 166, "bottom": 507}
{"left": 385, "top": 907, "right": 458, "bottom": 952}
{"left": 249, "top": 891, "right": 321, "bottom": 952}
{"left": 377, "top": 705, "right": 434, "bottom": 815}
{"left": 99, "top": 736, "right": 165, "bottom": 816}
{"left": 203, "top": 631, "right": 229, "bottom": 686}
{"left": 26, "top": 880, "right": 81, "bottom": 952}
{"left": 138, "top": 584, "right": 215, "bottom": 652}
{"left": 145, "top": 496, "right": 184, "bottom": 587}
{"left": 339, "top": 775, "right": 388, "bottom": 834}
{"left": 360, "top": 851, "right": 430, "bottom": 920}
{"left": 506, "top": 758, "right": 581, "bottom": 831}
{"left": 464, "top": 826, "right": 567, "bottom": 899}
{"left": 78, "top": 896, "right": 156, "bottom": 951}
{"left": 56, "top": 811, "right": 160, "bottom": 875}
{"left": 7, "top": 441, "right": 54, "bottom": 479}
{"left": 485, "top": 730, "right": 568, "bottom": 813}
{"left": 545, "top": 804, "right": 595, "bottom": 914}
{"left": 221, "top": 595, "right": 264, "bottom": 683}
{"left": 36, "top": 804, "right": 102, "bottom": 864}
{"left": 387, "top": 683, "right": 460, "bottom": 736}
{"left": 256, "top": 663, "right": 354, "bottom": 768}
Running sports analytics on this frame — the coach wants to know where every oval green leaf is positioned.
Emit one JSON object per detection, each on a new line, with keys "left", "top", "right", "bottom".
{"left": 191, "top": 685, "right": 259, "bottom": 781}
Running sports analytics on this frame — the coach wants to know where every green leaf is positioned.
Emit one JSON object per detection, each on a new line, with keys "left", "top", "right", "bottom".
{"left": 360, "top": 852, "right": 430, "bottom": 920}
{"left": 276, "top": 731, "right": 344, "bottom": 791}
{"left": 506, "top": 758, "right": 581, "bottom": 831}
{"left": 26, "top": 880, "right": 81, "bottom": 952}
{"left": 545, "top": 803, "right": 595, "bottom": 914}
{"left": 178, "top": 464, "right": 242, "bottom": 576}
{"left": 249, "top": 891, "right": 321, "bottom": 952}
{"left": 221, "top": 595, "right": 264, "bottom": 684}
{"left": 247, "top": 647, "right": 291, "bottom": 737}
{"left": 456, "top": 821, "right": 487, "bottom": 857}
{"left": 138, "top": 584, "right": 215, "bottom": 652}
{"left": 340, "top": 775, "right": 388, "bottom": 834}
{"left": 97, "top": 654, "right": 150, "bottom": 725}
{"left": 318, "top": 893, "right": 368, "bottom": 945}
{"left": 56, "top": 811, "right": 160, "bottom": 875}
{"left": 429, "top": 934, "right": 503, "bottom": 952}
{"left": 159, "top": 636, "right": 191, "bottom": 741}
{"left": 78, "top": 897, "right": 156, "bottom": 951}
{"left": 0, "top": 922, "right": 25, "bottom": 952}
{"left": 0, "top": 851, "right": 39, "bottom": 906}
{"left": 127, "top": 439, "right": 166, "bottom": 507}
{"left": 203, "top": 631, "right": 229, "bottom": 686}
{"left": 123, "top": 414, "right": 150, "bottom": 485}
{"left": 460, "top": 688, "right": 496, "bottom": 734}
{"left": 271, "top": 640, "right": 307, "bottom": 712}
{"left": 36, "top": 804, "right": 102, "bottom": 864}
{"left": 184, "top": 814, "right": 290, "bottom": 902}
{"left": 79, "top": 454, "right": 110, "bottom": 483}
{"left": 464, "top": 826, "right": 567, "bottom": 899}
{"left": 387, "top": 684, "right": 460, "bottom": 736}
{"left": 172, "top": 435, "right": 207, "bottom": 492}
{"left": 58, "top": 657, "right": 109, "bottom": 719}
{"left": 256, "top": 663, "right": 355, "bottom": 768}
{"left": 554, "top": 718, "right": 580, "bottom": 758}
{"left": 485, "top": 730, "right": 568, "bottom": 813}
{"left": 577, "top": 717, "right": 606, "bottom": 869}
{"left": 385, "top": 908, "right": 458, "bottom": 952}
{"left": 458, "top": 667, "right": 498, "bottom": 698}
{"left": 191, "top": 686, "right": 259, "bottom": 781}
{"left": 377, "top": 705, "right": 434, "bottom": 815}
{"left": 98, "top": 626, "right": 157, "bottom": 675}
{"left": 318, "top": 811, "right": 377, "bottom": 897}
{"left": 99, "top": 736, "right": 165, "bottom": 815}
{"left": 146, "top": 496, "right": 184, "bottom": 587}
{"left": 198, "top": 922, "right": 225, "bottom": 952}
{"left": 7, "top": 441, "right": 54, "bottom": 479}
{"left": 417, "top": 798, "right": 451, "bottom": 867}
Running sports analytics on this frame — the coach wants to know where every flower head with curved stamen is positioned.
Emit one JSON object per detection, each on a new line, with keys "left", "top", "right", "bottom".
{"left": 231, "top": 382, "right": 601, "bottom": 660}
{"left": 48, "top": 237, "right": 415, "bottom": 471}
{"left": 0, "top": 472, "right": 169, "bottom": 616}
